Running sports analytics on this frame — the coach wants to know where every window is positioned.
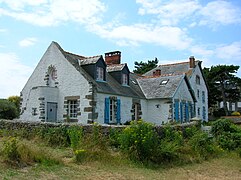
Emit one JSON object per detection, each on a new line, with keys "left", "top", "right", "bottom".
{"left": 202, "top": 91, "right": 205, "bottom": 103}
{"left": 198, "top": 107, "right": 200, "bottom": 116}
{"left": 96, "top": 67, "right": 104, "bottom": 81}
{"left": 196, "top": 75, "right": 200, "bottom": 85}
{"left": 122, "top": 73, "right": 128, "bottom": 85}
{"left": 160, "top": 79, "right": 169, "bottom": 85}
{"left": 51, "top": 69, "right": 57, "bottom": 80}
{"left": 67, "top": 100, "right": 78, "bottom": 118}
{"left": 197, "top": 89, "right": 200, "bottom": 99}
{"left": 202, "top": 106, "right": 206, "bottom": 120}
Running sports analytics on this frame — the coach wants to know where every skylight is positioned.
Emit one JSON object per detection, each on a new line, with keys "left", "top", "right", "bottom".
{"left": 160, "top": 80, "right": 168, "bottom": 85}
{"left": 132, "top": 80, "right": 137, "bottom": 85}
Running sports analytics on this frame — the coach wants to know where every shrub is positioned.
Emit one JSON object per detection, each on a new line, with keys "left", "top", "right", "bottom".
{"left": 217, "top": 132, "right": 241, "bottom": 150}
{"left": 18, "top": 142, "right": 61, "bottom": 166}
{"left": 74, "top": 149, "right": 87, "bottom": 162}
{"left": 231, "top": 111, "right": 240, "bottom": 116}
{"left": 211, "top": 119, "right": 237, "bottom": 136}
{"left": 119, "top": 120, "right": 159, "bottom": 162}
{"left": 0, "top": 99, "right": 18, "bottom": 119}
{"left": 189, "top": 132, "right": 218, "bottom": 159}
{"left": 38, "top": 126, "right": 70, "bottom": 147}
{"left": 2, "top": 137, "right": 20, "bottom": 162}
{"left": 68, "top": 126, "right": 83, "bottom": 150}
{"left": 213, "top": 108, "right": 226, "bottom": 117}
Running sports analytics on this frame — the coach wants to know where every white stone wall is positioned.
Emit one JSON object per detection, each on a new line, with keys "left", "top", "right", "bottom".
{"left": 20, "top": 42, "right": 90, "bottom": 123}
{"left": 145, "top": 99, "right": 170, "bottom": 125}
{"left": 189, "top": 65, "right": 208, "bottom": 121}
{"left": 95, "top": 93, "right": 136, "bottom": 124}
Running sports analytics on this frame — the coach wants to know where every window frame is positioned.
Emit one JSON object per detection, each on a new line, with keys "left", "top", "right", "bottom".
{"left": 67, "top": 100, "right": 78, "bottom": 118}
{"left": 96, "top": 66, "right": 104, "bottom": 81}
{"left": 122, "top": 73, "right": 128, "bottom": 86}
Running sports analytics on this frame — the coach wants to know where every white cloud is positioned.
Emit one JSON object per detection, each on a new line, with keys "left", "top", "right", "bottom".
{"left": 199, "top": 0, "right": 241, "bottom": 27}
{"left": 136, "top": 0, "right": 201, "bottom": 25}
{"left": 19, "top": 37, "right": 37, "bottom": 47}
{"left": 0, "top": 28, "right": 7, "bottom": 32}
{"left": 89, "top": 23, "right": 192, "bottom": 50}
{"left": 0, "top": 53, "right": 32, "bottom": 98}
{"left": 190, "top": 45, "right": 214, "bottom": 57}
{"left": 0, "top": 0, "right": 106, "bottom": 26}
{"left": 215, "top": 42, "right": 241, "bottom": 61}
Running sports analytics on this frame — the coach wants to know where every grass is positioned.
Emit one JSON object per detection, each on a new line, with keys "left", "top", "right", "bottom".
{"left": 0, "top": 138, "right": 241, "bottom": 180}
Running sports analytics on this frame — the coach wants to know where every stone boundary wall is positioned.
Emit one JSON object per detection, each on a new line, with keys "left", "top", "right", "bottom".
{"left": 221, "top": 116, "right": 241, "bottom": 124}
{"left": 0, "top": 119, "right": 199, "bottom": 136}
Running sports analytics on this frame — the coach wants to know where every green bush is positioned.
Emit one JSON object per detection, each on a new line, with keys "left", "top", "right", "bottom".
{"left": 231, "top": 111, "right": 240, "bottom": 116}
{"left": 68, "top": 126, "right": 83, "bottom": 150}
{"left": 2, "top": 137, "right": 20, "bottom": 162}
{"left": 0, "top": 99, "right": 18, "bottom": 119}
{"left": 211, "top": 119, "right": 237, "bottom": 136}
{"left": 38, "top": 126, "right": 70, "bottom": 147}
{"left": 74, "top": 149, "right": 87, "bottom": 162}
{"left": 189, "top": 132, "right": 218, "bottom": 159}
{"left": 119, "top": 120, "right": 159, "bottom": 162}
{"left": 217, "top": 132, "right": 241, "bottom": 150}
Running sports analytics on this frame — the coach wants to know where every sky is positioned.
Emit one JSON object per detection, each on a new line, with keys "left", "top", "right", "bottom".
{"left": 0, "top": 0, "right": 241, "bottom": 98}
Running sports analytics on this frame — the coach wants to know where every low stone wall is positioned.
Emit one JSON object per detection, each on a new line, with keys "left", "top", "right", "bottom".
{"left": 0, "top": 119, "right": 199, "bottom": 136}
{"left": 221, "top": 116, "right": 241, "bottom": 124}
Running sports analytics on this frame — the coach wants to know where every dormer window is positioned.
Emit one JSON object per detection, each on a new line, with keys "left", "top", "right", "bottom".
{"left": 96, "top": 66, "right": 104, "bottom": 81}
{"left": 122, "top": 73, "right": 128, "bottom": 86}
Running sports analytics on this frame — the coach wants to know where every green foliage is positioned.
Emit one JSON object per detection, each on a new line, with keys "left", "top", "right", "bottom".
{"left": 108, "top": 128, "right": 122, "bottom": 148}
{"left": 18, "top": 142, "right": 61, "bottom": 166}
{"left": 189, "top": 132, "right": 218, "bottom": 159}
{"left": 211, "top": 119, "right": 237, "bottom": 136}
{"left": 7, "top": 96, "right": 21, "bottom": 115}
{"left": 2, "top": 137, "right": 20, "bottom": 162}
{"left": 211, "top": 118, "right": 241, "bottom": 150}
{"left": 133, "top": 58, "right": 158, "bottom": 74}
{"left": 231, "top": 111, "right": 240, "bottom": 116}
{"left": 119, "top": 120, "right": 159, "bottom": 162}
{"left": 203, "top": 65, "right": 241, "bottom": 115}
{"left": 0, "top": 99, "right": 18, "bottom": 119}
{"left": 38, "top": 126, "right": 70, "bottom": 147}
{"left": 67, "top": 126, "right": 83, "bottom": 150}
{"left": 74, "top": 149, "right": 87, "bottom": 162}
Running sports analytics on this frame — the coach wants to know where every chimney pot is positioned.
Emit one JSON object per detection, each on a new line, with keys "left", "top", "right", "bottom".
{"left": 105, "top": 51, "right": 121, "bottom": 65}
{"left": 189, "top": 56, "right": 195, "bottom": 68}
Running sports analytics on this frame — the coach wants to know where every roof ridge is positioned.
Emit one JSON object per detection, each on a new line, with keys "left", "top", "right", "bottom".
{"left": 64, "top": 51, "right": 86, "bottom": 59}
{"left": 159, "top": 61, "right": 189, "bottom": 67}
{"left": 83, "top": 55, "right": 102, "bottom": 59}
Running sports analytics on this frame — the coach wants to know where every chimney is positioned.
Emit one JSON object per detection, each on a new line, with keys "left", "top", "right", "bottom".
{"left": 105, "top": 51, "right": 121, "bottom": 65}
{"left": 153, "top": 69, "right": 161, "bottom": 76}
{"left": 189, "top": 56, "right": 195, "bottom": 68}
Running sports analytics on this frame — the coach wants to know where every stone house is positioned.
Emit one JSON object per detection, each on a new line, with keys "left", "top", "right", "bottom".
{"left": 20, "top": 41, "right": 207, "bottom": 125}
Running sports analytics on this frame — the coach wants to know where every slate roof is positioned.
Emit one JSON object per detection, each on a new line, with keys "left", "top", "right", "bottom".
{"left": 53, "top": 41, "right": 145, "bottom": 99}
{"left": 52, "top": 41, "right": 195, "bottom": 100}
{"left": 79, "top": 56, "right": 102, "bottom": 65}
{"left": 107, "top": 64, "right": 126, "bottom": 72}
{"left": 137, "top": 74, "right": 184, "bottom": 99}
{"left": 143, "top": 61, "right": 200, "bottom": 78}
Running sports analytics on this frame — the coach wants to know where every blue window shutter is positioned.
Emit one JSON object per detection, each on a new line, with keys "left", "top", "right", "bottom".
{"left": 104, "top": 98, "right": 110, "bottom": 124}
{"left": 185, "top": 102, "right": 189, "bottom": 122}
{"left": 174, "top": 101, "right": 179, "bottom": 122}
{"left": 117, "top": 99, "right": 121, "bottom": 124}
{"left": 180, "top": 102, "right": 183, "bottom": 123}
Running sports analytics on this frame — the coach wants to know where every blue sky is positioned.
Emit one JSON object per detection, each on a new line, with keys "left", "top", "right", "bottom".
{"left": 0, "top": 0, "right": 241, "bottom": 98}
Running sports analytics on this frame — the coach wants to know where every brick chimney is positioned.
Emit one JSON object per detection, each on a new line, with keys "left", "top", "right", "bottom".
{"left": 189, "top": 56, "right": 195, "bottom": 68}
{"left": 105, "top": 51, "right": 121, "bottom": 65}
{"left": 153, "top": 69, "right": 161, "bottom": 76}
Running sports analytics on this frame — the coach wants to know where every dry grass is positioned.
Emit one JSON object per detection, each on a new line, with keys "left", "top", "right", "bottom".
{"left": 0, "top": 138, "right": 241, "bottom": 180}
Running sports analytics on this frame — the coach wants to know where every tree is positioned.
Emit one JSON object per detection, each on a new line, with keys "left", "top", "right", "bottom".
{"left": 133, "top": 58, "right": 158, "bottom": 75}
{"left": 203, "top": 65, "right": 241, "bottom": 116}
{"left": 0, "top": 99, "right": 18, "bottom": 120}
{"left": 8, "top": 96, "right": 21, "bottom": 115}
